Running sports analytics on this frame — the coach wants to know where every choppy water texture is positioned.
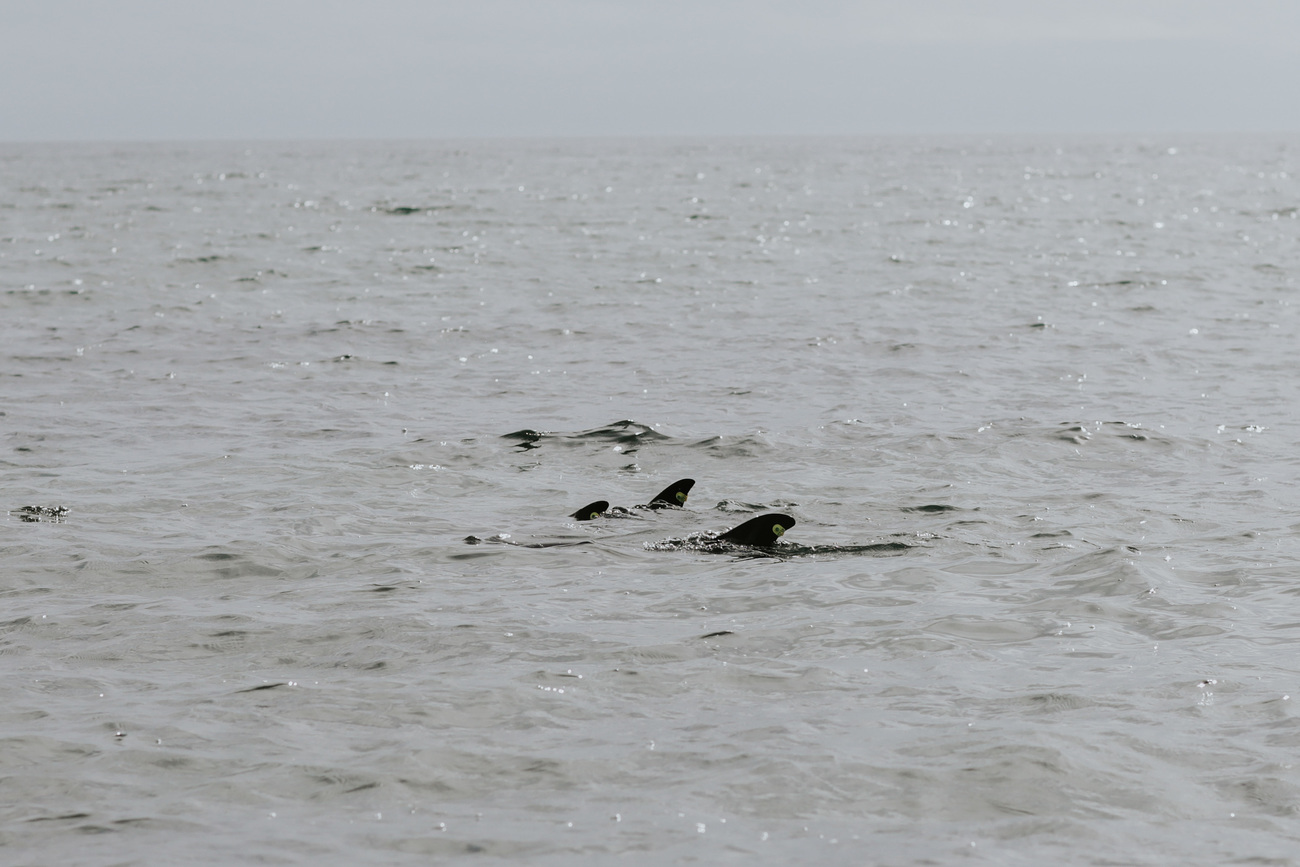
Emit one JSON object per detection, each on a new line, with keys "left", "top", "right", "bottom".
{"left": 4, "top": 136, "right": 1300, "bottom": 864}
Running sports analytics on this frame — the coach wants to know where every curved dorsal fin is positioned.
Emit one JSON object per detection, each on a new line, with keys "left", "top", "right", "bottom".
{"left": 716, "top": 514, "right": 795, "bottom": 547}
{"left": 646, "top": 478, "right": 695, "bottom": 509}
{"left": 569, "top": 500, "right": 609, "bottom": 521}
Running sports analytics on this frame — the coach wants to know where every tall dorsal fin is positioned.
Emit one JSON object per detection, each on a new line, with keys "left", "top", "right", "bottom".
{"left": 569, "top": 500, "right": 609, "bottom": 521}
{"left": 716, "top": 514, "right": 795, "bottom": 547}
{"left": 646, "top": 478, "right": 694, "bottom": 509}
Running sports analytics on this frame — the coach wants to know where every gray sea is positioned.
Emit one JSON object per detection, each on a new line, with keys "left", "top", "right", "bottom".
{"left": 3, "top": 135, "right": 1300, "bottom": 865}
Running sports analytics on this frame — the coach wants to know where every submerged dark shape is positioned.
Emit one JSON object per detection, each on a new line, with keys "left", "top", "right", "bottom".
{"left": 716, "top": 513, "right": 794, "bottom": 547}
{"left": 646, "top": 478, "right": 694, "bottom": 509}
{"left": 14, "top": 505, "right": 68, "bottom": 523}
{"left": 570, "top": 500, "right": 610, "bottom": 521}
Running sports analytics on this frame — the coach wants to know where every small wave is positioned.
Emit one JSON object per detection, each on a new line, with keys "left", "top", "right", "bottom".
{"left": 686, "top": 433, "right": 773, "bottom": 458}
{"left": 713, "top": 499, "right": 774, "bottom": 513}
{"left": 501, "top": 420, "right": 672, "bottom": 451}
{"left": 1053, "top": 420, "right": 1169, "bottom": 447}
{"left": 464, "top": 533, "right": 591, "bottom": 549}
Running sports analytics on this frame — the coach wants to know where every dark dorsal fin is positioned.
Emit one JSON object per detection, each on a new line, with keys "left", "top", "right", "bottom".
{"left": 716, "top": 514, "right": 795, "bottom": 547}
{"left": 570, "top": 500, "right": 609, "bottom": 521}
{"left": 646, "top": 478, "right": 695, "bottom": 509}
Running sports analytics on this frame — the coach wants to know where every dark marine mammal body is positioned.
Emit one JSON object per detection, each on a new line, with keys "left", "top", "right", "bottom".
{"left": 473, "top": 511, "right": 795, "bottom": 551}
{"left": 645, "top": 478, "right": 694, "bottom": 509}
{"left": 570, "top": 479, "right": 694, "bottom": 520}
{"left": 570, "top": 500, "right": 610, "bottom": 521}
{"left": 715, "top": 514, "right": 795, "bottom": 547}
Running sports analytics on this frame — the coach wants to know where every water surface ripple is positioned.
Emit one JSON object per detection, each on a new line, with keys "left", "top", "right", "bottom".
{"left": 3, "top": 136, "right": 1300, "bottom": 864}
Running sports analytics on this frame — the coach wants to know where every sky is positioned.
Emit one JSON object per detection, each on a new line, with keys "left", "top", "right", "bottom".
{"left": 3, "top": 0, "right": 1299, "bottom": 141}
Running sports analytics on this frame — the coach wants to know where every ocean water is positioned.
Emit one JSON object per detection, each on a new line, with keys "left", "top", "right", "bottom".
{"left": 3, "top": 135, "right": 1300, "bottom": 865}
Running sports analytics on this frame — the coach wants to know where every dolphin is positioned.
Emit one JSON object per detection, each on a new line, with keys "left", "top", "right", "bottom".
{"left": 472, "top": 503, "right": 915, "bottom": 556}
{"left": 715, "top": 513, "right": 795, "bottom": 547}
{"left": 645, "top": 478, "right": 694, "bottom": 509}
{"left": 477, "top": 510, "right": 795, "bottom": 550}
{"left": 570, "top": 479, "right": 694, "bottom": 520}
{"left": 569, "top": 500, "right": 610, "bottom": 521}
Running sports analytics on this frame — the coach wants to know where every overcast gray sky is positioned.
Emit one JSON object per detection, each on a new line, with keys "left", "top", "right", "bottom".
{"left": 3, "top": 0, "right": 1299, "bottom": 141}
